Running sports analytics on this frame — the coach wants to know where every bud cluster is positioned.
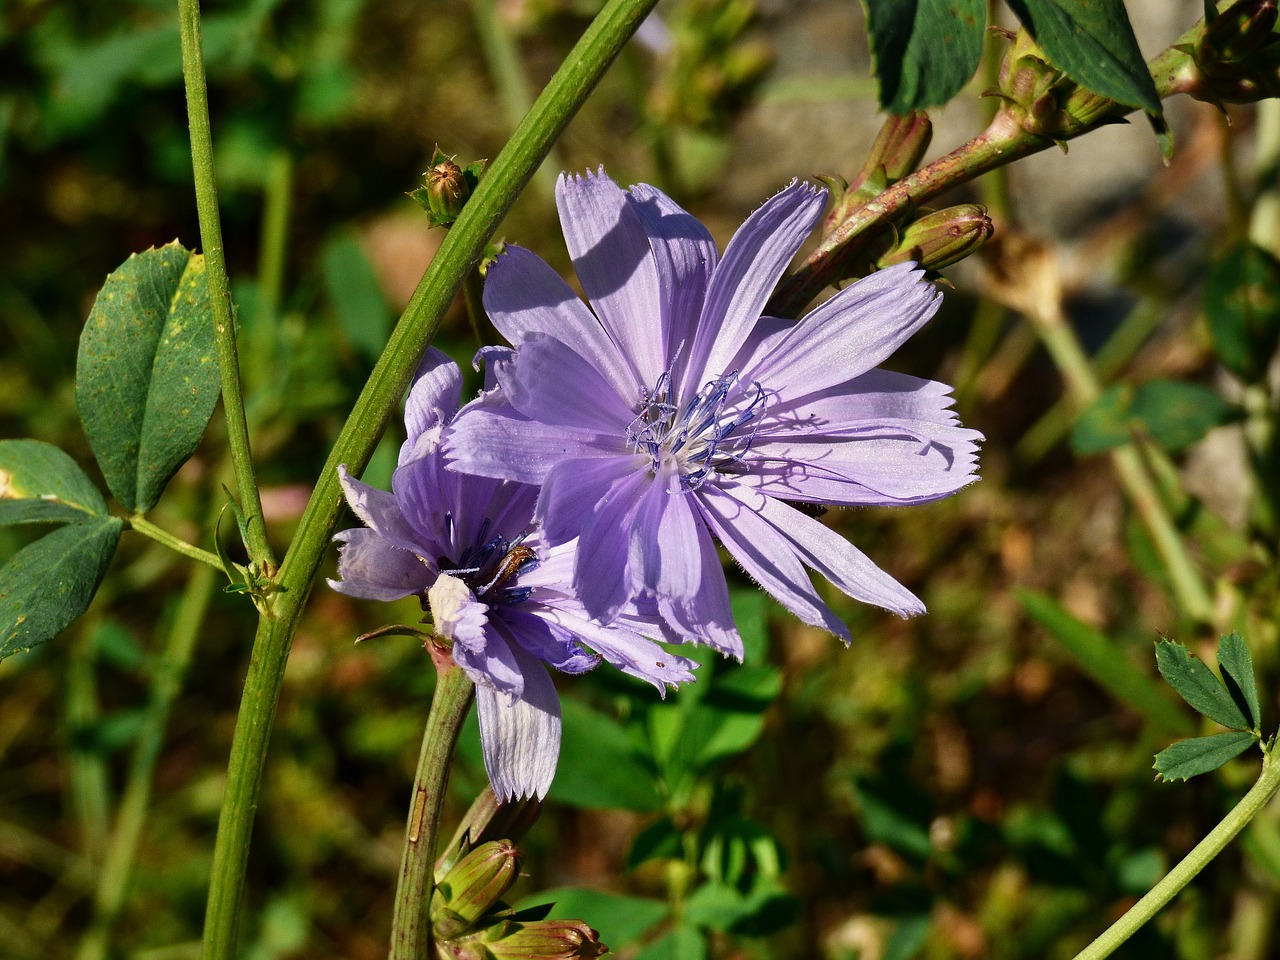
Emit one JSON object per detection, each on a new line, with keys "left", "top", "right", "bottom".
{"left": 410, "top": 148, "right": 486, "bottom": 228}
{"left": 430, "top": 839, "right": 606, "bottom": 960}
{"left": 1187, "top": 0, "right": 1280, "bottom": 104}
{"left": 989, "top": 29, "right": 1121, "bottom": 141}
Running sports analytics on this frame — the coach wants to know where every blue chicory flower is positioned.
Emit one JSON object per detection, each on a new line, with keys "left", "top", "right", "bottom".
{"left": 329, "top": 347, "right": 696, "bottom": 800}
{"left": 445, "top": 169, "right": 982, "bottom": 649}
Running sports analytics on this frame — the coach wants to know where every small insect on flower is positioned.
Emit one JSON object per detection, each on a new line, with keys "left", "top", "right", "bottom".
{"left": 329, "top": 348, "right": 697, "bottom": 801}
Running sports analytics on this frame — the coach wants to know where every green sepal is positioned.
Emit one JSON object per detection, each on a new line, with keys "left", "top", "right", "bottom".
{"left": 1155, "top": 640, "right": 1250, "bottom": 730}
{"left": 1154, "top": 730, "right": 1258, "bottom": 781}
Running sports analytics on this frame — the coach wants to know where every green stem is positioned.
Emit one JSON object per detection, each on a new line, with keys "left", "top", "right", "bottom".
{"left": 248, "top": 149, "right": 292, "bottom": 396}
{"left": 200, "top": 3, "right": 658, "bottom": 957}
{"left": 66, "top": 619, "right": 110, "bottom": 863}
{"left": 177, "top": 0, "right": 276, "bottom": 576}
{"left": 127, "top": 515, "right": 223, "bottom": 571}
{"left": 1073, "top": 749, "right": 1280, "bottom": 960}
{"left": 1032, "top": 312, "right": 1215, "bottom": 624}
{"left": 389, "top": 655, "right": 474, "bottom": 960}
{"left": 75, "top": 565, "right": 216, "bottom": 960}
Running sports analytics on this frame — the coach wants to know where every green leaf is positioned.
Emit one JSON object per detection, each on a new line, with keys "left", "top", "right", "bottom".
{"left": 854, "top": 781, "right": 933, "bottom": 862}
{"left": 1217, "top": 632, "right": 1261, "bottom": 730}
{"left": 1129, "top": 380, "right": 1240, "bottom": 451}
{"left": 516, "top": 888, "right": 667, "bottom": 952}
{"left": 76, "top": 244, "right": 221, "bottom": 512}
{"left": 0, "top": 439, "right": 107, "bottom": 525}
{"left": 626, "top": 816, "right": 683, "bottom": 869}
{"left": 1072, "top": 381, "right": 1239, "bottom": 455}
{"left": 631, "top": 923, "right": 706, "bottom": 960}
{"left": 1017, "top": 590, "right": 1193, "bottom": 735}
{"left": 321, "top": 230, "right": 393, "bottom": 363}
{"left": 1006, "top": 0, "right": 1162, "bottom": 114}
{"left": 1154, "top": 730, "right": 1257, "bottom": 780}
{"left": 549, "top": 699, "right": 662, "bottom": 812}
{"left": 683, "top": 882, "right": 800, "bottom": 936}
{"left": 0, "top": 517, "right": 123, "bottom": 659}
{"left": 1071, "top": 384, "right": 1133, "bottom": 455}
{"left": 1204, "top": 242, "right": 1280, "bottom": 383}
{"left": 862, "top": 0, "right": 986, "bottom": 112}
{"left": 1155, "top": 640, "right": 1249, "bottom": 730}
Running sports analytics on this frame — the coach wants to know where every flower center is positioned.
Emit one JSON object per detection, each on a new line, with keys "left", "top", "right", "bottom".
{"left": 627, "top": 370, "right": 767, "bottom": 489}
{"left": 435, "top": 515, "right": 537, "bottom": 606}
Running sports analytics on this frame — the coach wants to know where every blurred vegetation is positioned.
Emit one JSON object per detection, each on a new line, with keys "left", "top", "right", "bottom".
{"left": 4, "top": 0, "right": 1280, "bottom": 958}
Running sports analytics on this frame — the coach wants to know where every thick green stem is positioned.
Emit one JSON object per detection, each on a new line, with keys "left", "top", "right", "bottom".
{"left": 75, "top": 565, "right": 216, "bottom": 960}
{"left": 390, "top": 656, "right": 474, "bottom": 960}
{"left": 177, "top": 0, "right": 275, "bottom": 575}
{"left": 1073, "top": 750, "right": 1280, "bottom": 960}
{"left": 127, "top": 515, "right": 223, "bottom": 571}
{"left": 200, "top": 3, "right": 658, "bottom": 957}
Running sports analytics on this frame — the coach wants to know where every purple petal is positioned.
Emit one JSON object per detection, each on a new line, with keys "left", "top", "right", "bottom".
{"left": 626, "top": 183, "right": 718, "bottom": 368}
{"left": 327, "top": 528, "right": 430, "bottom": 601}
{"left": 574, "top": 469, "right": 652, "bottom": 622}
{"left": 654, "top": 514, "right": 743, "bottom": 658}
{"left": 628, "top": 468, "right": 702, "bottom": 602}
{"left": 452, "top": 617, "right": 525, "bottom": 698}
{"left": 498, "top": 606, "right": 601, "bottom": 674}
{"left": 337, "top": 465, "right": 423, "bottom": 555}
{"left": 736, "top": 263, "right": 941, "bottom": 398}
{"left": 541, "top": 605, "right": 697, "bottom": 691}
{"left": 445, "top": 391, "right": 621, "bottom": 485}
{"left": 748, "top": 419, "right": 980, "bottom": 505}
{"left": 496, "top": 333, "right": 635, "bottom": 432}
{"left": 475, "top": 653, "right": 561, "bottom": 801}
{"left": 483, "top": 246, "right": 640, "bottom": 398}
{"left": 537, "top": 455, "right": 642, "bottom": 546}
{"left": 403, "top": 347, "right": 462, "bottom": 450}
{"left": 688, "top": 181, "right": 827, "bottom": 385}
{"left": 557, "top": 170, "right": 666, "bottom": 387}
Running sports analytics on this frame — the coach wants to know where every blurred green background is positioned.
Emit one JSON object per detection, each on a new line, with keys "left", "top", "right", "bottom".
{"left": 3, "top": 0, "right": 1280, "bottom": 958}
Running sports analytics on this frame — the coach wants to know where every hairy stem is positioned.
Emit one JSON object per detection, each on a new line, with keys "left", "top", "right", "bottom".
{"left": 127, "top": 515, "right": 223, "bottom": 571}
{"left": 390, "top": 656, "right": 474, "bottom": 960}
{"left": 177, "top": 0, "right": 276, "bottom": 576}
{"left": 1073, "top": 749, "right": 1280, "bottom": 960}
{"left": 199, "top": 2, "right": 658, "bottom": 956}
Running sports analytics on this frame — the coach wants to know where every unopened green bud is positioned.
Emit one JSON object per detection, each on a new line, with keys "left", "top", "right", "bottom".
{"left": 483, "top": 919, "right": 607, "bottom": 960}
{"left": 1202, "top": 0, "right": 1279, "bottom": 64}
{"left": 879, "top": 204, "right": 994, "bottom": 271}
{"left": 409, "top": 149, "right": 485, "bottom": 227}
{"left": 431, "top": 840, "right": 522, "bottom": 939}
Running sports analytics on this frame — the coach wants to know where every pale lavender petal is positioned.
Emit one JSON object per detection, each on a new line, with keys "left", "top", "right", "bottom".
{"left": 542, "top": 606, "right": 697, "bottom": 691}
{"left": 690, "top": 181, "right": 827, "bottom": 383}
{"left": 429, "top": 574, "right": 489, "bottom": 650}
{"left": 574, "top": 469, "right": 652, "bottom": 622}
{"left": 557, "top": 170, "right": 666, "bottom": 386}
{"left": 445, "top": 391, "right": 621, "bottom": 485}
{"left": 697, "top": 483, "right": 852, "bottom": 642}
{"left": 628, "top": 468, "right": 702, "bottom": 602}
{"left": 327, "top": 528, "right": 430, "bottom": 601}
{"left": 499, "top": 607, "right": 601, "bottom": 674}
{"left": 736, "top": 263, "right": 941, "bottom": 397}
{"left": 452, "top": 619, "right": 524, "bottom": 698}
{"left": 626, "top": 183, "right": 718, "bottom": 367}
{"left": 654, "top": 515, "right": 743, "bottom": 658}
{"left": 713, "top": 482, "right": 925, "bottom": 621}
{"left": 338, "top": 465, "right": 423, "bottom": 555}
{"left": 537, "top": 455, "right": 643, "bottom": 546}
{"left": 749, "top": 419, "right": 981, "bottom": 505}
{"left": 475, "top": 656, "right": 561, "bottom": 801}
{"left": 496, "top": 333, "right": 635, "bottom": 432}
{"left": 403, "top": 347, "right": 462, "bottom": 447}
{"left": 482, "top": 246, "right": 639, "bottom": 398}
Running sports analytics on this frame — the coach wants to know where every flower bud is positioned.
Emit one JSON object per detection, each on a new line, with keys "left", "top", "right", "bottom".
{"left": 431, "top": 840, "right": 522, "bottom": 940}
{"left": 1202, "top": 0, "right": 1279, "bottom": 64}
{"left": 483, "top": 919, "right": 607, "bottom": 960}
{"left": 409, "top": 149, "right": 485, "bottom": 227}
{"left": 877, "top": 204, "right": 994, "bottom": 272}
